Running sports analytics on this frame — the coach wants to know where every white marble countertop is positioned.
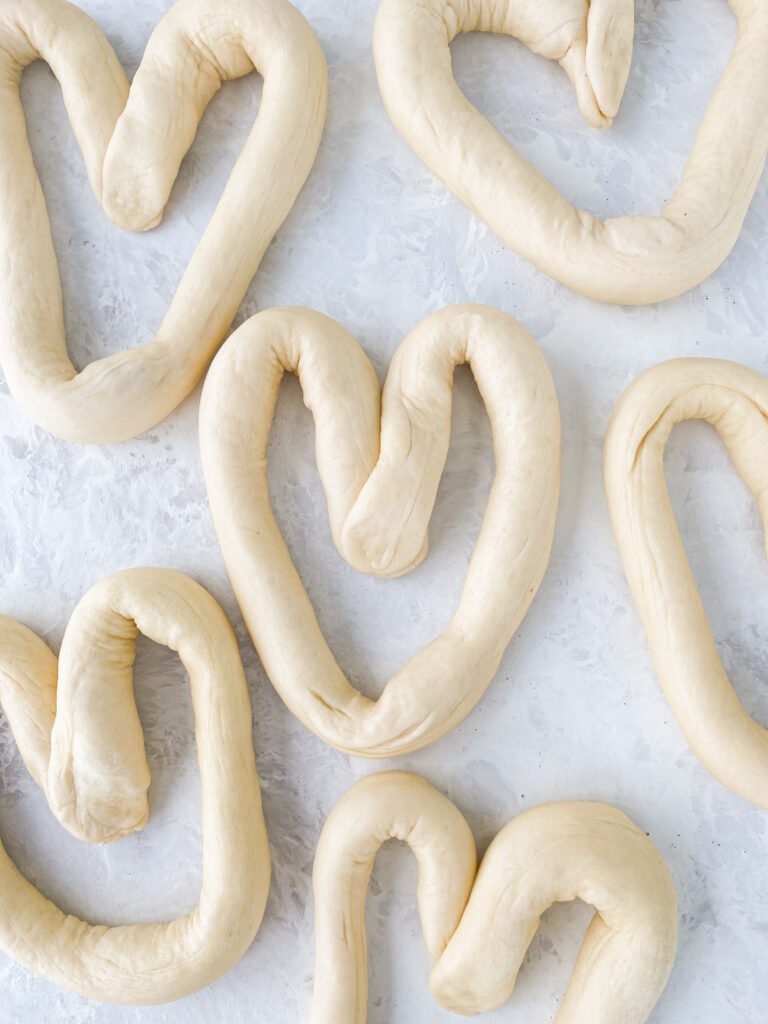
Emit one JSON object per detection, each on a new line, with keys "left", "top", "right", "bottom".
{"left": 1, "top": 0, "right": 766, "bottom": 1020}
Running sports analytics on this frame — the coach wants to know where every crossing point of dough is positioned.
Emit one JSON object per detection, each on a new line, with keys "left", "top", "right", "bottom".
{"left": 0, "top": 0, "right": 327, "bottom": 442}
{"left": 0, "top": 568, "right": 269, "bottom": 1004}
{"left": 374, "top": 0, "right": 768, "bottom": 304}
{"left": 199, "top": 303, "right": 561, "bottom": 757}
{"left": 604, "top": 358, "right": 768, "bottom": 808}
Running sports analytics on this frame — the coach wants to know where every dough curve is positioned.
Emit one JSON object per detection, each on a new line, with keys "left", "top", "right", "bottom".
{"left": 0, "top": 568, "right": 269, "bottom": 1003}
{"left": 0, "top": 0, "right": 327, "bottom": 442}
{"left": 373, "top": 0, "right": 768, "bottom": 304}
{"left": 432, "top": 801, "right": 678, "bottom": 1023}
{"left": 604, "top": 358, "right": 768, "bottom": 808}
{"left": 199, "top": 303, "right": 561, "bottom": 757}
{"left": 310, "top": 771, "right": 477, "bottom": 1024}
{"left": 310, "top": 771, "right": 677, "bottom": 1024}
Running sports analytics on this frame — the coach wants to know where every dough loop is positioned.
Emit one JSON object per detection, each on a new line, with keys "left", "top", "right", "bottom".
{"left": 604, "top": 358, "right": 768, "bottom": 808}
{"left": 310, "top": 771, "right": 678, "bottom": 1024}
{"left": 0, "top": 568, "right": 269, "bottom": 1003}
{"left": 0, "top": 0, "right": 327, "bottom": 443}
{"left": 310, "top": 772, "right": 477, "bottom": 1024}
{"left": 373, "top": 0, "right": 768, "bottom": 304}
{"left": 200, "top": 304, "right": 561, "bottom": 757}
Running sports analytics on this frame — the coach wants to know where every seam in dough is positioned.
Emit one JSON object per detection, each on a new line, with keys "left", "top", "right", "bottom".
{"left": 0, "top": 568, "right": 269, "bottom": 1004}
{"left": 604, "top": 357, "right": 768, "bottom": 808}
{"left": 0, "top": 0, "right": 327, "bottom": 443}
{"left": 199, "top": 303, "right": 561, "bottom": 757}
{"left": 373, "top": 0, "right": 768, "bottom": 304}
{"left": 310, "top": 771, "right": 678, "bottom": 1024}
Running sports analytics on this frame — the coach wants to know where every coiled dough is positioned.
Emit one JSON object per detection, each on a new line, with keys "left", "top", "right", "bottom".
{"left": 0, "top": 568, "right": 269, "bottom": 1004}
{"left": 604, "top": 358, "right": 768, "bottom": 808}
{"left": 310, "top": 771, "right": 677, "bottom": 1024}
{"left": 199, "top": 304, "right": 561, "bottom": 757}
{"left": 0, "top": 0, "right": 327, "bottom": 443}
{"left": 373, "top": 0, "right": 768, "bottom": 304}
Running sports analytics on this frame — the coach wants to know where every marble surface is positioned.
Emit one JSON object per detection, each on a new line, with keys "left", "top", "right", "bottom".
{"left": 0, "top": 0, "right": 766, "bottom": 1020}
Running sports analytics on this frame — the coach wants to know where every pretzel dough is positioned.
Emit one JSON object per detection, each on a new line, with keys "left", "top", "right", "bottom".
{"left": 0, "top": 0, "right": 327, "bottom": 443}
{"left": 199, "top": 304, "right": 560, "bottom": 757}
{"left": 310, "top": 772, "right": 477, "bottom": 1024}
{"left": 0, "top": 569, "right": 269, "bottom": 1004}
{"left": 310, "top": 772, "right": 677, "bottom": 1024}
{"left": 373, "top": 0, "right": 768, "bottom": 304}
{"left": 604, "top": 359, "right": 768, "bottom": 808}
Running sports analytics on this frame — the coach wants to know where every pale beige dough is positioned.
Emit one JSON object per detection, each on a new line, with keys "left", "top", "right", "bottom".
{"left": 604, "top": 358, "right": 768, "bottom": 808}
{"left": 0, "top": 0, "right": 327, "bottom": 443}
{"left": 373, "top": 0, "right": 768, "bottom": 305}
{"left": 199, "top": 304, "right": 561, "bottom": 757}
{"left": 0, "top": 568, "right": 269, "bottom": 1004}
{"left": 310, "top": 771, "right": 677, "bottom": 1024}
{"left": 310, "top": 772, "right": 477, "bottom": 1024}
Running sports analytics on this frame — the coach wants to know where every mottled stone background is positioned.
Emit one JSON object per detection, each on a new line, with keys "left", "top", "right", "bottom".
{"left": 0, "top": 0, "right": 766, "bottom": 1020}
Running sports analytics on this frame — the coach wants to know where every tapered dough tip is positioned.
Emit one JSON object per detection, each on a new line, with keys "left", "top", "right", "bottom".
{"left": 102, "top": 185, "right": 165, "bottom": 232}
{"left": 585, "top": 0, "right": 635, "bottom": 120}
{"left": 559, "top": 45, "right": 612, "bottom": 130}
{"left": 69, "top": 791, "right": 150, "bottom": 846}
{"left": 107, "top": 207, "right": 164, "bottom": 233}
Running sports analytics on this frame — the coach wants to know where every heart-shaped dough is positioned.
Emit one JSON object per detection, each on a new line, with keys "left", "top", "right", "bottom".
{"left": 373, "top": 0, "right": 768, "bottom": 304}
{"left": 199, "top": 304, "right": 560, "bottom": 757}
{"left": 0, "top": 0, "right": 327, "bottom": 443}
{"left": 0, "top": 568, "right": 269, "bottom": 1004}
{"left": 604, "top": 358, "right": 768, "bottom": 808}
{"left": 310, "top": 772, "right": 678, "bottom": 1024}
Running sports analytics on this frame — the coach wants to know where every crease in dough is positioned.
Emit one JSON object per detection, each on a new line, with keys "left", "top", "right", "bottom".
{"left": 199, "top": 303, "right": 561, "bottom": 757}
{"left": 310, "top": 771, "right": 677, "bottom": 1024}
{"left": 0, "top": 0, "right": 327, "bottom": 442}
{"left": 604, "top": 358, "right": 768, "bottom": 808}
{"left": 0, "top": 568, "right": 269, "bottom": 1004}
{"left": 373, "top": 0, "right": 768, "bottom": 304}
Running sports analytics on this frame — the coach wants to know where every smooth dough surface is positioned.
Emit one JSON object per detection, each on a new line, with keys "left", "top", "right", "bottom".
{"left": 310, "top": 772, "right": 477, "bottom": 1024}
{"left": 0, "top": 568, "right": 269, "bottom": 1004}
{"left": 199, "top": 303, "right": 561, "bottom": 757}
{"left": 310, "top": 771, "right": 677, "bottom": 1024}
{"left": 0, "top": 0, "right": 327, "bottom": 443}
{"left": 373, "top": 0, "right": 768, "bottom": 304}
{"left": 604, "top": 358, "right": 768, "bottom": 808}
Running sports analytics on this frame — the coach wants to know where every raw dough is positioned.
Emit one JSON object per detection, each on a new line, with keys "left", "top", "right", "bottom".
{"left": 604, "top": 358, "right": 768, "bottom": 808}
{"left": 310, "top": 771, "right": 677, "bottom": 1024}
{"left": 373, "top": 0, "right": 768, "bottom": 305}
{"left": 0, "top": 568, "right": 269, "bottom": 1004}
{"left": 310, "top": 772, "right": 477, "bottom": 1024}
{"left": 199, "top": 304, "right": 561, "bottom": 757}
{"left": 0, "top": 0, "right": 327, "bottom": 443}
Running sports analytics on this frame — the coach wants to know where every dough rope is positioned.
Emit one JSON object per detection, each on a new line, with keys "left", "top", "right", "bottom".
{"left": 604, "top": 358, "right": 768, "bottom": 808}
{"left": 310, "top": 772, "right": 477, "bottom": 1024}
{"left": 199, "top": 303, "right": 561, "bottom": 757}
{"left": 0, "top": 0, "right": 327, "bottom": 443}
{"left": 0, "top": 568, "right": 269, "bottom": 1004}
{"left": 373, "top": 0, "right": 768, "bottom": 305}
{"left": 310, "top": 771, "right": 677, "bottom": 1024}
